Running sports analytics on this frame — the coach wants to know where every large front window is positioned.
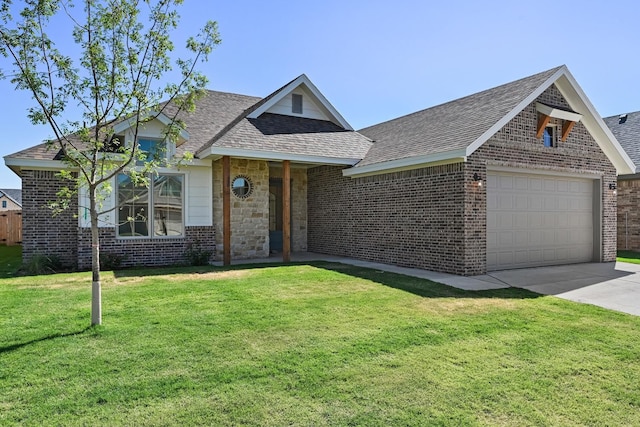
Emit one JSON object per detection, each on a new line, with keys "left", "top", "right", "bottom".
{"left": 117, "top": 174, "right": 184, "bottom": 238}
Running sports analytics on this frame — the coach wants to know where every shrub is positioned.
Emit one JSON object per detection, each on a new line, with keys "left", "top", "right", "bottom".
{"left": 20, "top": 253, "right": 64, "bottom": 275}
{"left": 100, "top": 253, "right": 126, "bottom": 270}
{"left": 184, "top": 241, "right": 213, "bottom": 266}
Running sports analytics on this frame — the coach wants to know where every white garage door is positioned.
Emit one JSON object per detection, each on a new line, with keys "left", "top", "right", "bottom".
{"left": 487, "top": 171, "right": 594, "bottom": 271}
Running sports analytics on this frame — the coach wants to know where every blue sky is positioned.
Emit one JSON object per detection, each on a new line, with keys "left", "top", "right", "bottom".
{"left": 2, "top": 0, "right": 639, "bottom": 188}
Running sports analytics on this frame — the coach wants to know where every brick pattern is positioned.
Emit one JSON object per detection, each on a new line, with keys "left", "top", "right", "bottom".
{"left": 21, "top": 170, "right": 78, "bottom": 268}
{"left": 471, "top": 84, "right": 617, "bottom": 265}
{"left": 308, "top": 163, "right": 469, "bottom": 274}
{"left": 308, "top": 84, "right": 617, "bottom": 275}
{"left": 77, "top": 226, "right": 215, "bottom": 269}
{"left": 617, "top": 178, "right": 640, "bottom": 251}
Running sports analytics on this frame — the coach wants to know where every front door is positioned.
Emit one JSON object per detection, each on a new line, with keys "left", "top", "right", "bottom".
{"left": 269, "top": 178, "right": 292, "bottom": 253}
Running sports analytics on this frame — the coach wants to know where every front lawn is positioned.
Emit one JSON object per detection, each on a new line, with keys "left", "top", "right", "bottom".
{"left": 1, "top": 262, "right": 639, "bottom": 425}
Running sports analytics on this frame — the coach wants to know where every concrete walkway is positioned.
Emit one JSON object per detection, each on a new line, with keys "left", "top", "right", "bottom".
{"left": 214, "top": 253, "right": 640, "bottom": 316}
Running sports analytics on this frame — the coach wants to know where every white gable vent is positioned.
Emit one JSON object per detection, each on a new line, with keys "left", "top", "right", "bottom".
{"left": 292, "top": 93, "right": 303, "bottom": 114}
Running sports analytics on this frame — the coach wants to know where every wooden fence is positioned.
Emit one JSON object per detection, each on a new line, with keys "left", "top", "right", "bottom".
{"left": 0, "top": 210, "right": 22, "bottom": 245}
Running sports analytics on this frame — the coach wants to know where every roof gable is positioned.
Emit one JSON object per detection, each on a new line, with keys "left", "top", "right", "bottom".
{"left": 603, "top": 111, "right": 640, "bottom": 170}
{"left": 350, "top": 65, "right": 635, "bottom": 177}
{"left": 0, "top": 189, "right": 22, "bottom": 207}
{"left": 247, "top": 74, "right": 353, "bottom": 130}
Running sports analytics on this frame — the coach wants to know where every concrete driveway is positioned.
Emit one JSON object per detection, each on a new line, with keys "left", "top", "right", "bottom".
{"left": 472, "top": 261, "right": 640, "bottom": 316}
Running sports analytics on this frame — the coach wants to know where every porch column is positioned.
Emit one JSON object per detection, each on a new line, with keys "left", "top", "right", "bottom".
{"left": 222, "top": 155, "right": 231, "bottom": 266}
{"left": 282, "top": 160, "right": 291, "bottom": 262}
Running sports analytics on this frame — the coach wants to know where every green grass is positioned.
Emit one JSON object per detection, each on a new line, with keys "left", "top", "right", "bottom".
{"left": 1, "top": 262, "right": 640, "bottom": 426}
{"left": 618, "top": 250, "right": 640, "bottom": 264}
{"left": 0, "top": 245, "right": 21, "bottom": 278}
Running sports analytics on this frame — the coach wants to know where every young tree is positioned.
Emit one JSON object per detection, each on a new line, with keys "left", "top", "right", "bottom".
{"left": 0, "top": 0, "right": 220, "bottom": 325}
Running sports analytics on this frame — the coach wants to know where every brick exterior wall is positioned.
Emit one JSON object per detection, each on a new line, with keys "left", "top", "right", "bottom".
{"left": 308, "top": 163, "right": 470, "bottom": 274}
{"left": 617, "top": 177, "right": 640, "bottom": 251}
{"left": 21, "top": 170, "right": 78, "bottom": 268}
{"left": 308, "top": 84, "right": 617, "bottom": 275}
{"left": 77, "top": 226, "right": 215, "bottom": 269}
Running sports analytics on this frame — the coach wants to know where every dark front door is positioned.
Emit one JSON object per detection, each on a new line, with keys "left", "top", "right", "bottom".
{"left": 269, "top": 178, "right": 291, "bottom": 253}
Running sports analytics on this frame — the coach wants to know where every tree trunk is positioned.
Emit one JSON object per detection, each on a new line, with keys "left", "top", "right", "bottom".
{"left": 90, "top": 189, "right": 102, "bottom": 326}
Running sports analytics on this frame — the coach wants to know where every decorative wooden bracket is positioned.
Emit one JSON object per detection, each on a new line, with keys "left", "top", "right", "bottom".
{"left": 561, "top": 120, "right": 575, "bottom": 142}
{"left": 536, "top": 114, "right": 551, "bottom": 138}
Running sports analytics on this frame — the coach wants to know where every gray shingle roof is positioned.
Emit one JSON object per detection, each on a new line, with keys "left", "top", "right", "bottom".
{"left": 603, "top": 112, "right": 640, "bottom": 167}
{"left": 357, "top": 66, "right": 563, "bottom": 168}
{"left": 0, "top": 189, "right": 22, "bottom": 207}
{"left": 5, "top": 85, "right": 370, "bottom": 163}
{"left": 5, "top": 90, "right": 261, "bottom": 162}
{"left": 211, "top": 113, "right": 372, "bottom": 160}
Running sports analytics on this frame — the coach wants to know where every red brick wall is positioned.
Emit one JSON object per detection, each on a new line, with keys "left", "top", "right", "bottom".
{"left": 21, "top": 170, "right": 78, "bottom": 268}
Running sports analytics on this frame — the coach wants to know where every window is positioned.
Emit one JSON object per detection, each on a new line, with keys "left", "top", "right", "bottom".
{"left": 543, "top": 126, "right": 554, "bottom": 147}
{"left": 137, "top": 138, "right": 166, "bottom": 164}
{"left": 292, "top": 93, "right": 303, "bottom": 114}
{"left": 1, "top": 200, "right": 6, "bottom": 208}
{"left": 117, "top": 174, "right": 184, "bottom": 237}
{"left": 232, "top": 176, "right": 253, "bottom": 199}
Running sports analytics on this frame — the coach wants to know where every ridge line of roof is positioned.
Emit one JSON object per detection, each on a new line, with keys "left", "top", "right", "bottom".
{"left": 359, "top": 65, "right": 565, "bottom": 134}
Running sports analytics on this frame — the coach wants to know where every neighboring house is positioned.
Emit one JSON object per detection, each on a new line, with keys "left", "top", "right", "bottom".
{"left": 603, "top": 112, "right": 640, "bottom": 251}
{"left": 4, "top": 65, "right": 635, "bottom": 275}
{"left": 0, "top": 188, "right": 22, "bottom": 211}
{"left": 0, "top": 188, "right": 22, "bottom": 245}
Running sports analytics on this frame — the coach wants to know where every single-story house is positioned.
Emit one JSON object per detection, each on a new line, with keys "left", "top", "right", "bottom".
{"left": 603, "top": 112, "right": 640, "bottom": 251}
{"left": 4, "top": 65, "right": 635, "bottom": 275}
{"left": 0, "top": 188, "right": 22, "bottom": 211}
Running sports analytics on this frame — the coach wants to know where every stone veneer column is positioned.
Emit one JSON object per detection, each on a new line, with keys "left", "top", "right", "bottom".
{"left": 213, "top": 158, "right": 270, "bottom": 260}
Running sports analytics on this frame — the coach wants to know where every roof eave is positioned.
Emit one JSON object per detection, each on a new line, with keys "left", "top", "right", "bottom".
{"left": 201, "top": 146, "right": 360, "bottom": 166}
{"left": 343, "top": 149, "right": 468, "bottom": 178}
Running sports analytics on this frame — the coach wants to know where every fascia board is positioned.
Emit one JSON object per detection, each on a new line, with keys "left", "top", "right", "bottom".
{"left": 204, "top": 146, "right": 359, "bottom": 166}
{"left": 342, "top": 149, "right": 467, "bottom": 178}
{"left": 4, "top": 157, "right": 69, "bottom": 172}
{"left": 555, "top": 72, "right": 636, "bottom": 175}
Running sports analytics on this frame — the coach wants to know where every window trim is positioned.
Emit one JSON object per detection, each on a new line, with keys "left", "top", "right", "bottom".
{"left": 116, "top": 172, "right": 185, "bottom": 239}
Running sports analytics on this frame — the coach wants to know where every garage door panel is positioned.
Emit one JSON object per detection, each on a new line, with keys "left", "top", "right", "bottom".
{"left": 487, "top": 171, "right": 594, "bottom": 271}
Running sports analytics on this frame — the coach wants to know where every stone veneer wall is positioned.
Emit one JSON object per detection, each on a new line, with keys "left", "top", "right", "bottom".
{"left": 77, "top": 226, "right": 215, "bottom": 269}
{"left": 617, "top": 177, "right": 640, "bottom": 251}
{"left": 21, "top": 170, "right": 78, "bottom": 268}
{"left": 308, "top": 84, "right": 617, "bottom": 276}
{"left": 269, "top": 166, "right": 308, "bottom": 252}
{"left": 308, "top": 163, "right": 468, "bottom": 274}
{"left": 212, "top": 158, "right": 270, "bottom": 260}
